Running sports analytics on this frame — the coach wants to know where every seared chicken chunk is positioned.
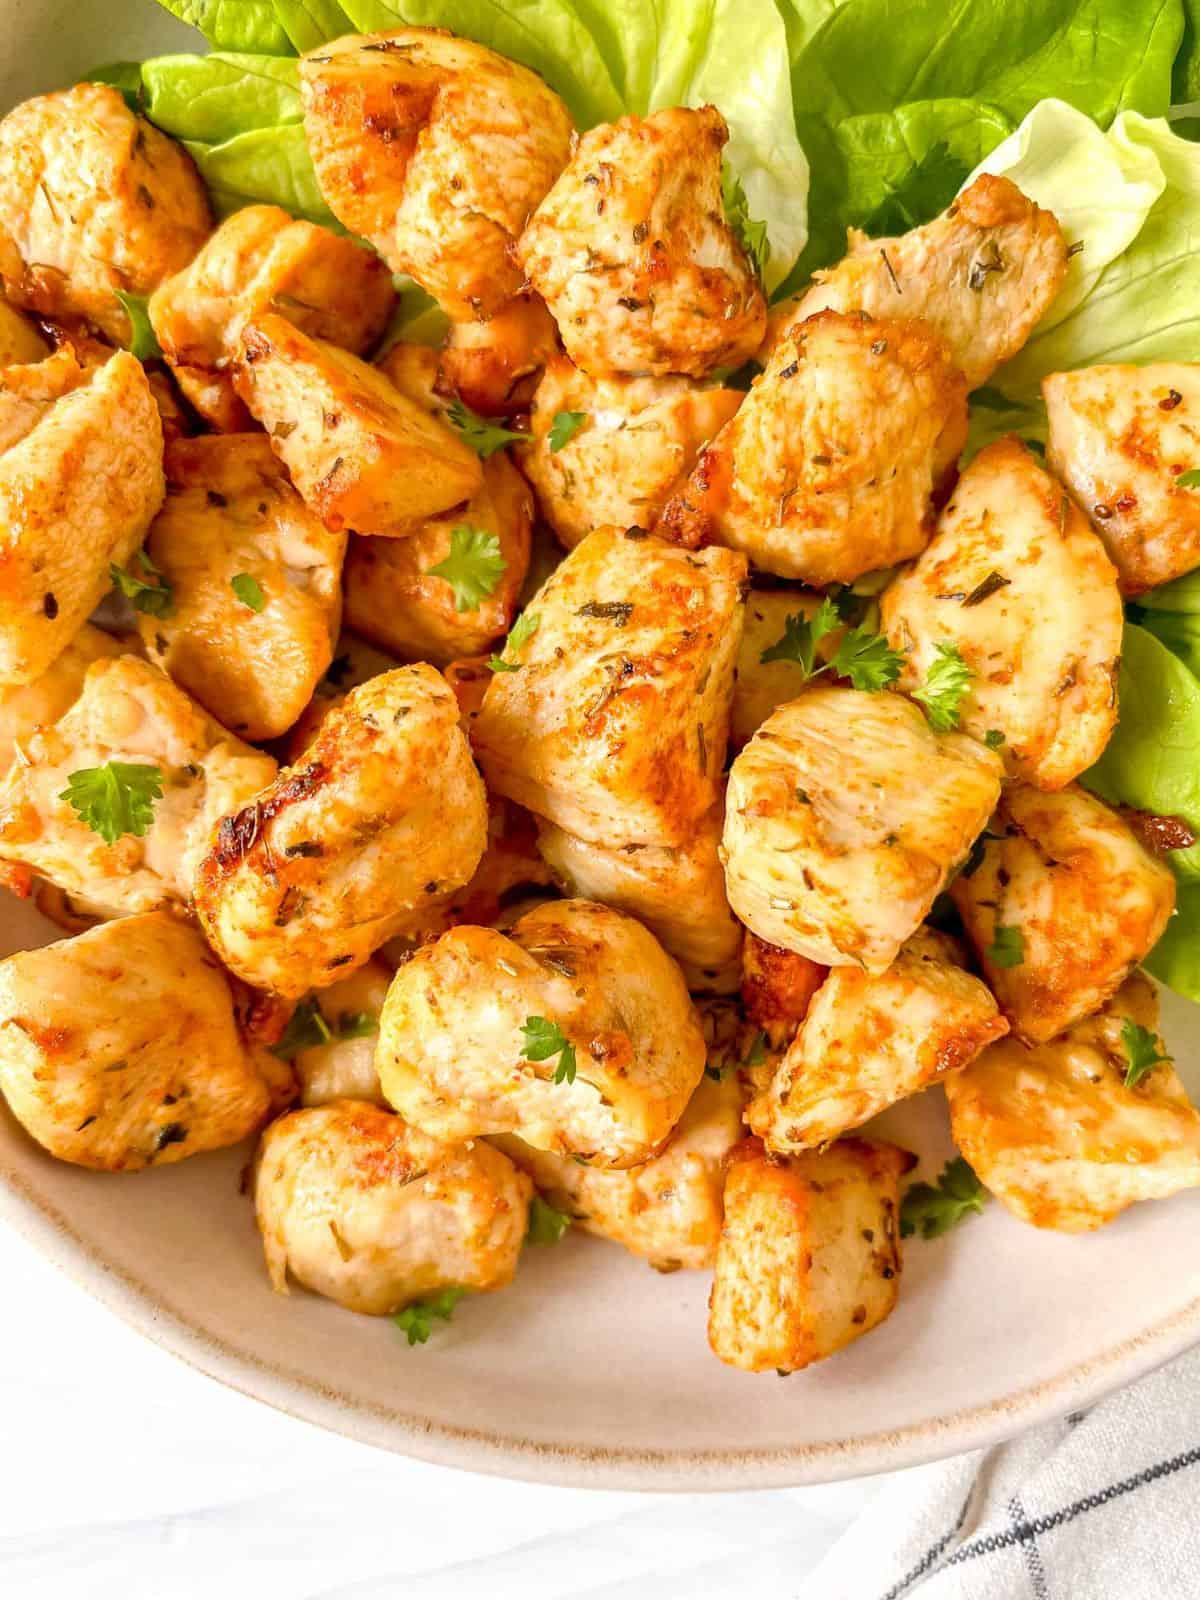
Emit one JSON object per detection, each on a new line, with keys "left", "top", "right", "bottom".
{"left": 946, "top": 974, "right": 1200, "bottom": 1231}
{"left": 535, "top": 807, "right": 743, "bottom": 990}
{"left": 300, "top": 29, "right": 572, "bottom": 321}
{"left": 1044, "top": 363, "right": 1200, "bottom": 594}
{"left": 256, "top": 1099, "right": 531, "bottom": 1314}
{"left": 0, "top": 655, "right": 276, "bottom": 917}
{"left": 795, "top": 175, "right": 1068, "bottom": 389}
{"left": 284, "top": 631, "right": 400, "bottom": 763}
{"left": 438, "top": 294, "right": 559, "bottom": 417}
{"left": 376, "top": 899, "right": 706, "bottom": 1168}
{"left": 517, "top": 354, "right": 742, "bottom": 550}
{"left": 0, "top": 350, "right": 163, "bottom": 684}
{"left": 740, "top": 934, "right": 827, "bottom": 1049}
{"left": 519, "top": 106, "right": 766, "bottom": 379}
{"left": 139, "top": 435, "right": 345, "bottom": 741}
{"left": 660, "top": 311, "right": 967, "bottom": 584}
{"left": 0, "top": 624, "right": 124, "bottom": 776}
{"left": 494, "top": 1071, "right": 744, "bottom": 1270}
{"left": 0, "top": 911, "right": 271, "bottom": 1170}
{"left": 195, "top": 664, "right": 487, "bottom": 997}
{"left": 951, "top": 783, "right": 1176, "bottom": 1043}
{"left": 0, "top": 297, "right": 47, "bottom": 365}
{"left": 474, "top": 526, "right": 746, "bottom": 847}
{"left": 882, "top": 436, "right": 1122, "bottom": 789}
{"left": 708, "top": 1137, "right": 912, "bottom": 1373}
{"left": 0, "top": 84, "right": 210, "bottom": 346}
{"left": 343, "top": 452, "right": 532, "bottom": 666}
{"left": 748, "top": 929, "right": 1007, "bottom": 1154}
{"left": 291, "top": 961, "right": 391, "bottom": 1107}
{"left": 731, "top": 588, "right": 831, "bottom": 750}
{"left": 235, "top": 315, "right": 481, "bottom": 536}
{"left": 723, "top": 687, "right": 1003, "bottom": 971}
{"left": 149, "top": 204, "right": 395, "bottom": 432}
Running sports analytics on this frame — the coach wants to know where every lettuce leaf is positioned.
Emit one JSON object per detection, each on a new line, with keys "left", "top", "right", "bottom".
{"left": 154, "top": 1, "right": 292, "bottom": 53}
{"left": 141, "top": 52, "right": 303, "bottom": 143}
{"left": 273, "top": 2, "right": 356, "bottom": 51}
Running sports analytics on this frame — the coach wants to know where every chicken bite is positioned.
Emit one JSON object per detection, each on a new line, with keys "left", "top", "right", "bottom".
{"left": 138, "top": 434, "right": 344, "bottom": 741}
{"left": 748, "top": 929, "right": 1007, "bottom": 1154}
{"left": 0, "top": 83, "right": 210, "bottom": 346}
{"left": 0, "top": 655, "right": 276, "bottom": 917}
{"left": 0, "top": 911, "right": 271, "bottom": 1171}
{"left": 519, "top": 106, "right": 765, "bottom": 379}
{"left": 660, "top": 310, "right": 967, "bottom": 584}
{"left": 376, "top": 898, "right": 706, "bottom": 1168}
{"left": 0, "top": 624, "right": 124, "bottom": 776}
{"left": 1044, "top": 363, "right": 1200, "bottom": 594}
{"left": 740, "top": 934, "right": 827, "bottom": 1049}
{"left": 708, "top": 1137, "right": 913, "bottom": 1373}
{"left": 342, "top": 451, "right": 532, "bottom": 665}
{"left": 256, "top": 1099, "right": 531, "bottom": 1314}
{"left": 195, "top": 664, "right": 487, "bottom": 997}
{"left": 0, "top": 297, "right": 47, "bottom": 365}
{"left": 299, "top": 29, "right": 572, "bottom": 321}
{"left": 0, "top": 350, "right": 163, "bottom": 684}
{"left": 438, "top": 294, "right": 559, "bottom": 418}
{"left": 149, "top": 204, "right": 395, "bottom": 432}
{"left": 946, "top": 974, "right": 1200, "bottom": 1231}
{"left": 474, "top": 525, "right": 746, "bottom": 847}
{"left": 517, "top": 354, "right": 742, "bottom": 550}
{"left": 235, "top": 314, "right": 481, "bottom": 536}
{"left": 723, "top": 687, "right": 1003, "bottom": 972}
{"left": 951, "top": 783, "right": 1176, "bottom": 1044}
{"left": 794, "top": 175, "right": 1068, "bottom": 390}
{"left": 882, "top": 436, "right": 1122, "bottom": 789}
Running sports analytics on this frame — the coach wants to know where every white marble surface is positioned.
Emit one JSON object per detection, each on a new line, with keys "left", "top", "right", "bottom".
{"left": 0, "top": 1222, "right": 923, "bottom": 1599}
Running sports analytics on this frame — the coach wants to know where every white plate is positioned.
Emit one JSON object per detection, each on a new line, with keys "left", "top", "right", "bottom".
{"left": 3, "top": 0, "right": 1200, "bottom": 1492}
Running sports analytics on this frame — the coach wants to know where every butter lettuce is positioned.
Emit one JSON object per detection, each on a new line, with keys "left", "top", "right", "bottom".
{"left": 155, "top": 1, "right": 292, "bottom": 53}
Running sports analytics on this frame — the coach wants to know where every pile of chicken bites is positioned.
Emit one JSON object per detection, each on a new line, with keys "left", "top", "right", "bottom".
{"left": 0, "top": 27, "right": 1199, "bottom": 1378}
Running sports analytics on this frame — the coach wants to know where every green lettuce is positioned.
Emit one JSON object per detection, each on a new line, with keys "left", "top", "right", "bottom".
{"left": 155, "top": 1, "right": 293, "bottom": 53}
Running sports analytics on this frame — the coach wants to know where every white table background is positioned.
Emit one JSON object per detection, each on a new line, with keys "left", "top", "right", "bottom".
{"left": 0, "top": 1222, "right": 922, "bottom": 1599}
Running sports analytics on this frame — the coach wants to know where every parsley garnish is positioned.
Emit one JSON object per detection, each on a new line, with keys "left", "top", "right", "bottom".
{"left": 488, "top": 609, "right": 540, "bottom": 673}
{"left": 760, "top": 596, "right": 842, "bottom": 676}
{"left": 393, "top": 1287, "right": 466, "bottom": 1346}
{"left": 59, "top": 761, "right": 163, "bottom": 845}
{"left": 912, "top": 641, "right": 972, "bottom": 731}
{"left": 446, "top": 398, "right": 523, "bottom": 458}
{"left": 427, "top": 525, "right": 506, "bottom": 613}
{"left": 111, "top": 551, "right": 173, "bottom": 618}
{"left": 860, "top": 143, "right": 970, "bottom": 237}
{"left": 1121, "top": 1019, "right": 1170, "bottom": 1089}
{"left": 988, "top": 924, "right": 1025, "bottom": 968}
{"left": 984, "top": 728, "right": 1006, "bottom": 750}
{"left": 521, "top": 1016, "right": 577, "bottom": 1085}
{"left": 548, "top": 411, "right": 586, "bottom": 452}
{"left": 231, "top": 573, "right": 265, "bottom": 612}
{"left": 832, "top": 625, "right": 908, "bottom": 692}
{"left": 1176, "top": 469, "right": 1200, "bottom": 489}
{"left": 115, "top": 291, "right": 162, "bottom": 361}
{"left": 721, "top": 164, "right": 770, "bottom": 280}
{"left": 526, "top": 1195, "right": 572, "bottom": 1245}
{"left": 900, "top": 1156, "right": 987, "bottom": 1240}
{"left": 761, "top": 598, "right": 905, "bottom": 692}
{"left": 272, "top": 998, "right": 378, "bottom": 1058}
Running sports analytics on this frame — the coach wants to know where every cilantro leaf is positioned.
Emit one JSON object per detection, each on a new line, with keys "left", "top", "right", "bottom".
{"left": 759, "top": 596, "right": 842, "bottom": 677}
{"left": 860, "top": 144, "right": 970, "bottom": 238}
{"left": 427, "top": 525, "right": 507, "bottom": 613}
{"left": 272, "top": 998, "right": 378, "bottom": 1058}
{"left": 520, "top": 1015, "right": 577, "bottom": 1085}
{"left": 111, "top": 555, "right": 173, "bottom": 618}
{"left": 1176, "top": 469, "right": 1200, "bottom": 489}
{"left": 488, "top": 609, "right": 540, "bottom": 673}
{"left": 334, "top": 1010, "right": 378, "bottom": 1041}
{"left": 830, "top": 625, "right": 906, "bottom": 692}
{"left": 912, "top": 641, "right": 972, "bottom": 731}
{"left": 446, "top": 398, "right": 523, "bottom": 459}
{"left": 526, "top": 1195, "right": 573, "bottom": 1245}
{"left": 231, "top": 573, "right": 265, "bottom": 612}
{"left": 721, "top": 163, "right": 770, "bottom": 280}
{"left": 548, "top": 411, "right": 587, "bottom": 452}
{"left": 988, "top": 924, "right": 1025, "bottom": 969}
{"left": 392, "top": 1287, "right": 466, "bottom": 1346}
{"left": 115, "top": 291, "right": 162, "bottom": 361}
{"left": 900, "top": 1156, "right": 987, "bottom": 1240}
{"left": 59, "top": 762, "right": 163, "bottom": 846}
{"left": 1121, "top": 1019, "right": 1170, "bottom": 1089}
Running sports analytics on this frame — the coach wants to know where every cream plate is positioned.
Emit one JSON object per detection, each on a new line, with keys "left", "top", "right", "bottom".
{"left": 3, "top": 0, "right": 1200, "bottom": 1492}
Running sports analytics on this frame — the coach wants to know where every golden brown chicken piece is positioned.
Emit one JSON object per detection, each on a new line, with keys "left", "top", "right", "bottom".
{"left": 138, "top": 435, "right": 344, "bottom": 741}
{"left": 660, "top": 310, "right": 967, "bottom": 584}
{"left": 519, "top": 106, "right": 765, "bottom": 379}
{"left": 517, "top": 354, "right": 742, "bottom": 550}
{"left": 951, "top": 783, "right": 1176, "bottom": 1044}
{"left": 708, "top": 1137, "right": 913, "bottom": 1373}
{"left": 283, "top": 631, "right": 401, "bottom": 763}
{"left": 256, "top": 1099, "right": 531, "bottom": 1315}
{"left": 740, "top": 934, "right": 827, "bottom": 1050}
{"left": 723, "top": 687, "right": 1003, "bottom": 972}
{"left": 882, "top": 436, "right": 1122, "bottom": 790}
{"left": 0, "top": 350, "right": 163, "bottom": 685}
{"left": 149, "top": 204, "right": 395, "bottom": 432}
{"left": 794, "top": 175, "right": 1068, "bottom": 390}
{"left": 730, "top": 588, "right": 832, "bottom": 751}
{"left": 0, "top": 655, "right": 276, "bottom": 917}
{"left": 299, "top": 29, "right": 572, "bottom": 321}
{"left": 373, "top": 341, "right": 443, "bottom": 412}
{"left": 438, "top": 294, "right": 559, "bottom": 417}
{"left": 946, "top": 974, "right": 1200, "bottom": 1231}
{"left": 376, "top": 898, "right": 706, "bottom": 1168}
{"left": 0, "top": 624, "right": 124, "bottom": 776}
{"left": 0, "top": 297, "right": 47, "bottom": 365}
{"left": 474, "top": 525, "right": 746, "bottom": 848}
{"left": 286, "top": 961, "right": 390, "bottom": 1108}
{"left": 748, "top": 929, "right": 1007, "bottom": 1154}
{"left": 1044, "top": 363, "right": 1200, "bottom": 594}
{"left": 494, "top": 1070, "right": 744, "bottom": 1271}
{"left": 0, "top": 84, "right": 210, "bottom": 346}
{"left": 0, "top": 911, "right": 272, "bottom": 1171}
{"left": 195, "top": 664, "right": 487, "bottom": 997}
{"left": 342, "top": 452, "right": 532, "bottom": 666}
